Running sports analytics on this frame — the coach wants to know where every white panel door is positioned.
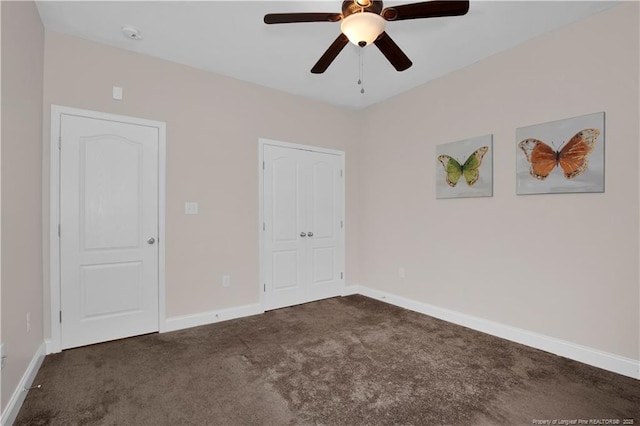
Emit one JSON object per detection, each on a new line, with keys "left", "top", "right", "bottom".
{"left": 60, "top": 114, "right": 159, "bottom": 349}
{"left": 307, "top": 157, "right": 342, "bottom": 291}
{"left": 262, "top": 144, "right": 344, "bottom": 310}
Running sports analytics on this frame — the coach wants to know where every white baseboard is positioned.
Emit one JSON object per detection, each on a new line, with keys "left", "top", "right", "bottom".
{"left": 356, "top": 286, "right": 639, "bottom": 380}
{"left": 341, "top": 285, "right": 361, "bottom": 296}
{"left": 163, "top": 303, "right": 264, "bottom": 333}
{"left": 0, "top": 341, "right": 46, "bottom": 426}
{"left": 44, "top": 339, "right": 56, "bottom": 355}
{"left": 162, "top": 284, "right": 363, "bottom": 333}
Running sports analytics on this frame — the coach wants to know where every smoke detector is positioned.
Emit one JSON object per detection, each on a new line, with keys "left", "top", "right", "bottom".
{"left": 121, "top": 26, "right": 143, "bottom": 41}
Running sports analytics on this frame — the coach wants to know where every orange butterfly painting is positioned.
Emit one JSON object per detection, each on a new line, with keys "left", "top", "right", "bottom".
{"left": 516, "top": 112, "right": 604, "bottom": 195}
{"left": 519, "top": 128, "right": 600, "bottom": 180}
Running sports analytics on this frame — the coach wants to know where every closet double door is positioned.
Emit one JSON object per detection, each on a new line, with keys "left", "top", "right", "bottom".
{"left": 262, "top": 143, "right": 344, "bottom": 311}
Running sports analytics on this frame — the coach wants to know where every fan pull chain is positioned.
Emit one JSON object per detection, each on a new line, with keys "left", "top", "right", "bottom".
{"left": 357, "top": 49, "right": 362, "bottom": 86}
{"left": 358, "top": 48, "right": 365, "bottom": 94}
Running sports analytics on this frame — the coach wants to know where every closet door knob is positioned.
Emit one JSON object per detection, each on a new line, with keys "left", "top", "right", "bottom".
{"left": 300, "top": 232, "right": 307, "bottom": 237}
{"left": 307, "top": 232, "right": 314, "bottom": 237}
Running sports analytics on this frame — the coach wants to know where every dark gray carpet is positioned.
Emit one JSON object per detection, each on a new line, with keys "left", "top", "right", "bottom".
{"left": 15, "top": 295, "right": 640, "bottom": 425}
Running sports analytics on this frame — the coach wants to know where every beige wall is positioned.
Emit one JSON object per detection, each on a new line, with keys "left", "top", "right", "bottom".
{"left": 42, "top": 31, "right": 362, "bottom": 331}
{"left": 358, "top": 3, "right": 639, "bottom": 360}
{"left": 1, "top": 0, "right": 45, "bottom": 413}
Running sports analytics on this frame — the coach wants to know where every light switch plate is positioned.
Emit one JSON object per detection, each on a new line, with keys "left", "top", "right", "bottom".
{"left": 185, "top": 202, "right": 198, "bottom": 215}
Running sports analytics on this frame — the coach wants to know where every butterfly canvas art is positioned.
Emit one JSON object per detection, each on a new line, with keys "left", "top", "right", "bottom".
{"left": 436, "top": 135, "right": 493, "bottom": 199}
{"left": 516, "top": 112, "right": 604, "bottom": 195}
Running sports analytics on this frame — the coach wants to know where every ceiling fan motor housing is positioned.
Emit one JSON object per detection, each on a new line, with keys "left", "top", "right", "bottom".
{"left": 341, "top": 0, "right": 384, "bottom": 18}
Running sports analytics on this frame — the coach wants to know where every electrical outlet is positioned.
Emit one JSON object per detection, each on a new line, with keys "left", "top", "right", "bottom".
{"left": 222, "top": 275, "right": 231, "bottom": 288}
{"left": 398, "top": 267, "right": 405, "bottom": 279}
{"left": 26, "top": 312, "right": 31, "bottom": 332}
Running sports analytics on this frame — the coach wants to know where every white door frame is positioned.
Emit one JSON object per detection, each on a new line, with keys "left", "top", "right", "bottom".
{"left": 48, "top": 105, "right": 167, "bottom": 353}
{"left": 258, "top": 138, "right": 345, "bottom": 309}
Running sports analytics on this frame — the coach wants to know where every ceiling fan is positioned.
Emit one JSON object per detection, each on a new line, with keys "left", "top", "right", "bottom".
{"left": 264, "top": 0, "right": 470, "bottom": 74}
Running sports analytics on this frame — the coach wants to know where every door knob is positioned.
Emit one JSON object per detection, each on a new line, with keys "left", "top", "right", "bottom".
{"left": 147, "top": 237, "right": 156, "bottom": 245}
{"left": 300, "top": 232, "right": 306, "bottom": 237}
{"left": 307, "top": 232, "right": 314, "bottom": 237}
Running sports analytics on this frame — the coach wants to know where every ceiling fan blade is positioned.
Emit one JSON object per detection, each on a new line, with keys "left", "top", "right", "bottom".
{"left": 382, "top": 1, "right": 469, "bottom": 21}
{"left": 264, "top": 13, "right": 342, "bottom": 24}
{"left": 373, "top": 32, "right": 412, "bottom": 71}
{"left": 311, "top": 34, "right": 349, "bottom": 74}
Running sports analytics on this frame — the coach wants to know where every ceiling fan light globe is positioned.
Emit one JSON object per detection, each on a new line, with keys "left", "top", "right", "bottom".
{"left": 340, "top": 12, "right": 386, "bottom": 46}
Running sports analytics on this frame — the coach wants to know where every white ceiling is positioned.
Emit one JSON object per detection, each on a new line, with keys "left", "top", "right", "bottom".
{"left": 36, "top": 1, "right": 617, "bottom": 109}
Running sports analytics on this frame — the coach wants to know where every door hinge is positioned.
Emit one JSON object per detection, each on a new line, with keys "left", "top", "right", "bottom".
{"left": 59, "top": 311, "right": 62, "bottom": 323}
{"left": 340, "top": 169, "right": 343, "bottom": 177}
{"left": 263, "top": 283, "right": 266, "bottom": 292}
{"left": 58, "top": 135, "right": 61, "bottom": 150}
{"left": 341, "top": 272, "right": 343, "bottom": 280}
{"left": 263, "top": 161, "right": 265, "bottom": 170}
{"left": 58, "top": 224, "right": 61, "bottom": 237}
{"left": 340, "top": 220, "right": 343, "bottom": 229}
{"left": 263, "top": 222, "right": 265, "bottom": 231}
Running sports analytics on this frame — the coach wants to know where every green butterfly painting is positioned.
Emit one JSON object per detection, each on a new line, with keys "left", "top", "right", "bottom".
{"left": 437, "top": 146, "right": 489, "bottom": 187}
